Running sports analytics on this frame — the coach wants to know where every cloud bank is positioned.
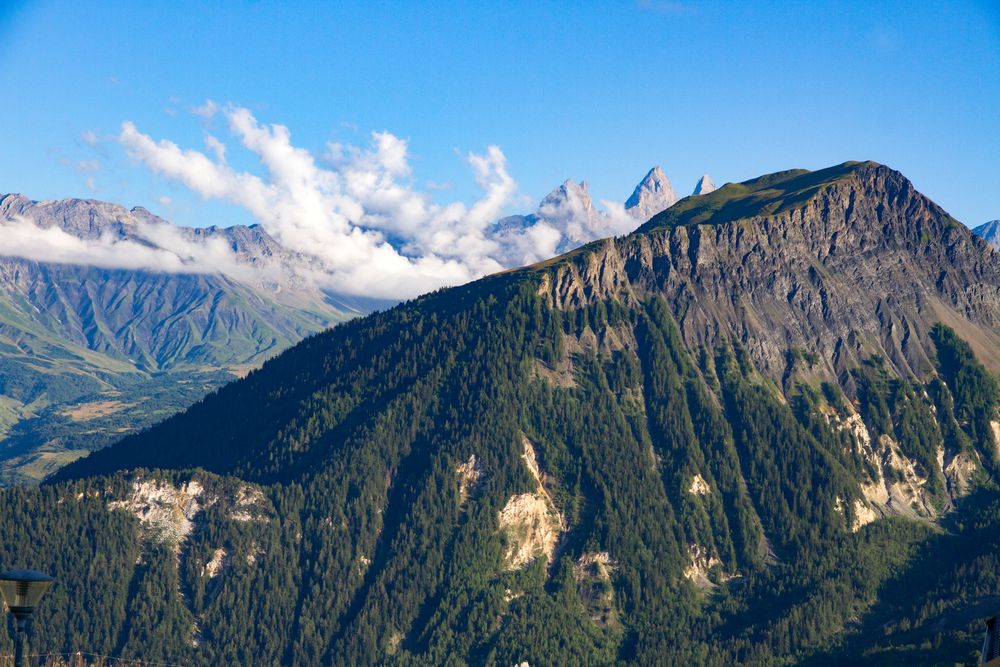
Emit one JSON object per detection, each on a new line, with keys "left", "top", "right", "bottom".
{"left": 0, "top": 215, "right": 256, "bottom": 280}
{"left": 117, "top": 106, "right": 522, "bottom": 298}
{"left": 4, "top": 104, "right": 647, "bottom": 300}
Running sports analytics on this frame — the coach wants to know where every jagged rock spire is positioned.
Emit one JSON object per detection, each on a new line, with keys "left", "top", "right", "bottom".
{"left": 973, "top": 220, "right": 1000, "bottom": 250}
{"left": 693, "top": 173, "right": 716, "bottom": 195}
{"left": 539, "top": 179, "right": 595, "bottom": 216}
{"left": 625, "top": 166, "right": 678, "bottom": 221}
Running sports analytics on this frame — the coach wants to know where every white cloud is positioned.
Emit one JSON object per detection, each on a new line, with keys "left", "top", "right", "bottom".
{"left": 204, "top": 135, "right": 226, "bottom": 161}
{"left": 192, "top": 99, "right": 219, "bottom": 119}
{"left": 115, "top": 104, "right": 651, "bottom": 298}
{"left": 0, "top": 215, "right": 238, "bottom": 277}
{"left": 5, "top": 102, "right": 649, "bottom": 300}
{"left": 118, "top": 105, "right": 519, "bottom": 298}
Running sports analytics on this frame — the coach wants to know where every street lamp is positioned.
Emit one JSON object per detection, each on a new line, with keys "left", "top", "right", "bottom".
{"left": 0, "top": 569, "right": 54, "bottom": 667}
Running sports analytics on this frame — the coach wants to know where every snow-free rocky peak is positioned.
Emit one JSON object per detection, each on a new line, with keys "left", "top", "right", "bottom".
{"left": 692, "top": 173, "right": 716, "bottom": 195}
{"left": 625, "top": 165, "right": 678, "bottom": 221}
{"left": 974, "top": 219, "right": 1000, "bottom": 250}
{"left": 538, "top": 179, "right": 596, "bottom": 217}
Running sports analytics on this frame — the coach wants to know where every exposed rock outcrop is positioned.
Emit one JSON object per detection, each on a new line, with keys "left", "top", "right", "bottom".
{"left": 849, "top": 499, "right": 878, "bottom": 532}
{"left": 498, "top": 437, "right": 565, "bottom": 569}
{"left": 107, "top": 475, "right": 272, "bottom": 549}
{"left": 201, "top": 547, "right": 228, "bottom": 579}
{"left": 688, "top": 473, "right": 710, "bottom": 496}
{"left": 943, "top": 449, "right": 979, "bottom": 498}
{"left": 537, "top": 163, "right": 1000, "bottom": 387}
{"left": 825, "top": 398, "right": 979, "bottom": 526}
{"left": 108, "top": 478, "right": 205, "bottom": 548}
{"left": 455, "top": 454, "right": 482, "bottom": 501}
{"left": 683, "top": 544, "right": 735, "bottom": 589}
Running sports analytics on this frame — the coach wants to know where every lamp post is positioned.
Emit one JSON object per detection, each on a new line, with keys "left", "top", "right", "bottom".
{"left": 0, "top": 569, "right": 54, "bottom": 667}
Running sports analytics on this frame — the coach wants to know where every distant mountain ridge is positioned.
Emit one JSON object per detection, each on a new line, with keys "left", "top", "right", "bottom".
{"left": 493, "top": 165, "right": 715, "bottom": 262}
{"left": 0, "top": 167, "right": 712, "bottom": 483}
{"left": 975, "top": 219, "right": 1000, "bottom": 250}
{"left": 0, "top": 194, "right": 366, "bottom": 483}
{"left": 0, "top": 193, "right": 372, "bottom": 372}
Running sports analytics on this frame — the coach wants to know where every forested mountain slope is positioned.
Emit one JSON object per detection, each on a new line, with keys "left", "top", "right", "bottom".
{"left": 4, "top": 162, "right": 999, "bottom": 665}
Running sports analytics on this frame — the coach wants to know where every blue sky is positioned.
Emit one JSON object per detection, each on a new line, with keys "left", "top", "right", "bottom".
{"left": 1, "top": 0, "right": 998, "bottom": 230}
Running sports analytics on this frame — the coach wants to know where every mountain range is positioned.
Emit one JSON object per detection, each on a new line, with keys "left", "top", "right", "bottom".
{"left": 0, "top": 161, "right": 996, "bottom": 664}
{"left": 492, "top": 166, "right": 714, "bottom": 260}
{"left": 0, "top": 194, "right": 370, "bottom": 482}
{"left": 975, "top": 219, "right": 1000, "bottom": 250}
{"left": 0, "top": 167, "right": 706, "bottom": 483}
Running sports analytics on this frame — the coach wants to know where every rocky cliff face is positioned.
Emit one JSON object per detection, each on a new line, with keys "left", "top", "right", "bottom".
{"left": 538, "top": 162, "right": 1000, "bottom": 387}
{"left": 530, "top": 161, "right": 1000, "bottom": 527}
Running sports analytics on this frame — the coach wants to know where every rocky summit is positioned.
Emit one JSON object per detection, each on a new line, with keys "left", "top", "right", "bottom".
{"left": 975, "top": 219, "right": 1000, "bottom": 250}
{"left": 493, "top": 165, "right": 701, "bottom": 263}
{"left": 692, "top": 173, "right": 716, "bottom": 195}
{"left": 624, "top": 165, "right": 678, "bottom": 221}
{"left": 9, "top": 160, "right": 995, "bottom": 665}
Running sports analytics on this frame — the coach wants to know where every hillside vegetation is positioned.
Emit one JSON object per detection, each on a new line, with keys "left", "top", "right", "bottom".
{"left": 2, "top": 162, "right": 999, "bottom": 665}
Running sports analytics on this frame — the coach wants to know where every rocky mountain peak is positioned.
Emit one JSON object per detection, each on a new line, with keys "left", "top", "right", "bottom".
{"left": 536, "top": 180, "right": 596, "bottom": 225}
{"left": 549, "top": 160, "right": 1000, "bottom": 383}
{"left": 540, "top": 179, "right": 593, "bottom": 211}
{"left": 625, "top": 165, "right": 678, "bottom": 221}
{"left": 692, "top": 173, "right": 716, "bottom": 195}
{"left": 0, "top": 193, "right": 34, "bottom": 213}
{"left": 974, "top": 219, "right": 1000, "bottom": 250}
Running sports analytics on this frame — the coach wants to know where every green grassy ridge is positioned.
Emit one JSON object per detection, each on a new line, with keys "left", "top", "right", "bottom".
{"left": 638, "top": 160, "right": 879, "bottom": 231}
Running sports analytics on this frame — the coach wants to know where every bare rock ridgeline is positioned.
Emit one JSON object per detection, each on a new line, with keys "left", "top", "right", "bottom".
{"left": 534, "top": 162, "right": 1000, "bottom": 391}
